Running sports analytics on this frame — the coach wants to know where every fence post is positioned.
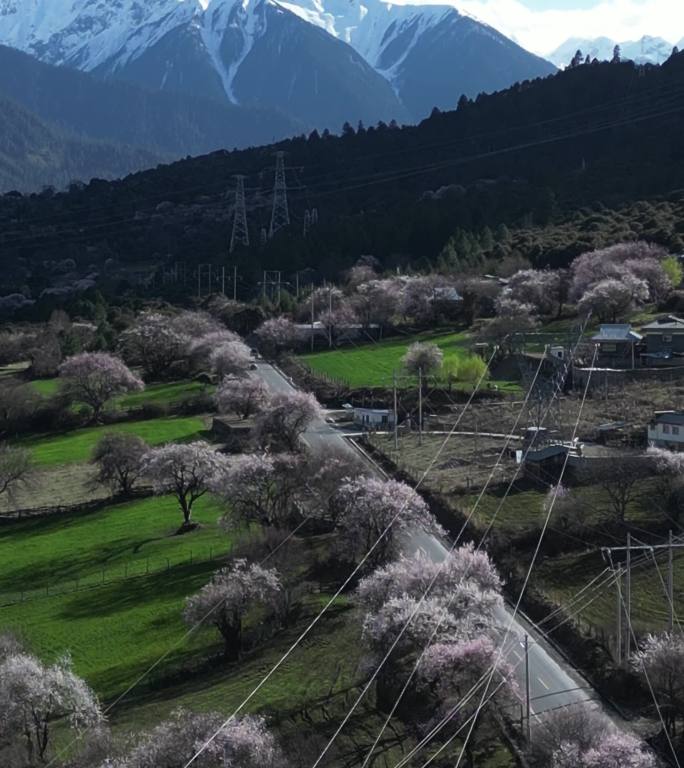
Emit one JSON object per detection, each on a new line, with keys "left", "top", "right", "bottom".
{"left": 102, "top": 568, "right": 105, "bottom": 584}
{"left": 146, "top": 557, "right": 149, "bottom": 575}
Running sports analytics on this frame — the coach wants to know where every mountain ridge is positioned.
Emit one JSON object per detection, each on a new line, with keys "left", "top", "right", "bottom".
{"left": 0, "top": 0, "right": 556, "bottom": 125}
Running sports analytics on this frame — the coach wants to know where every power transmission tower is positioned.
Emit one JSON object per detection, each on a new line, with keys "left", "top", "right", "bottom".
{"left": 229, "top": 175, "right": 249, "bottom": 253}
{"left": 269, "top": 151, "right": 290, "bottom": 238}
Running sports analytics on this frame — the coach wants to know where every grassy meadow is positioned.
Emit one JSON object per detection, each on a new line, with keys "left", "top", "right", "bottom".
{"left": 21, "top": 415, "right": 208, "bottom": 466}
{"left": 298, "top": 330, "right": 518, "bottom": 390}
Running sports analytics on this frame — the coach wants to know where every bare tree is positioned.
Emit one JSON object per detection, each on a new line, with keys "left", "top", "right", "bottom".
{"left": 580, "top": 456, "right": 652, "bottom": 524}
{"left": 91, "top": 434, "right": 148, "bottom": 497}
{"left": 0, "top": 444, "right": 32, "bottom": 501}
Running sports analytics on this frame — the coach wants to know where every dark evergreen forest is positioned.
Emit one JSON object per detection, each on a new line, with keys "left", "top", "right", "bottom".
{"left": 2, "top": 52, "right": 684, "bottom": 299}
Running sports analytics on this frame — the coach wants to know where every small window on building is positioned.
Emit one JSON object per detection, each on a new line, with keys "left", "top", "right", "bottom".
{"left": 663, "top": 334, "right": 673, "bottom": 343}
{"left": 601, "top": 343, "right": 617, "bottom": 353}
{"left": 674, "top": 426, "right": 680, "bottom": 435}
{"left": 663, "top": 424, "right": 671, "bottom": 434}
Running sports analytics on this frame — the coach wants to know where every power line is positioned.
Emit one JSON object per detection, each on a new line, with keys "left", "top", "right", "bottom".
{"left": 2, "top": 90, "right": 684, "bottom": 254}
{"left": 181, "top": 349, "right": 498, "bottom": 768}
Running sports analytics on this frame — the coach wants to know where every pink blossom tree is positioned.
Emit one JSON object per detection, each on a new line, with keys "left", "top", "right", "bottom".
{"left": 210, "top": 453, "right": 304, "bottom": 530}
{"left": 577, "top": 276, "right": 649, "bottom": 321}
{"left": 352, "top": 279, "right": 402, "bottom": 332}
{"left": 58, "top": 352, "right": 143, "bottom": 422}
{"left": 531, "top": 706, "right": 655, "bottom": 768}
{"left": 141, "top": 442, "right": 224, "bottom": 529}
{"left": 0, "top": 651, "right": 102, "bottom": 766}
{"left": 189, "top": 329, "right": 241, "bottom": 368}
{"left": 331, "top": 478, "right": 443, "bottom": 567}
{"left": 570, "top": 242, "right": 669, "bottom": 299}
{"left": 168, "top": 310, "right": 224, "bottom": 339}
{"left": 579, "top": 732, "right": 655, "bottom": 768}
{"left": 215, "top": 377, "right": 268, "bottom": 419}
{"left": 119, "top": 311, "right": 188, "bottom": 380}
{"left": 253, "top": 390, "right": 323, "bottom": 452}
{"left": 183, "top": 560, "right": 282, "bottom": 660}
{"left": 632, "top": 632, "right": 684, "bottom": 736}
{"left": 209, "top": 340, "right": 252, "bottom": 379}
{"left": 101, "top": 709, "right": 284, "bottom": 768}
{"left": 402, "top": 342, "right": 443, "bottom": 377}
{"left": 418, "top": 637, "right": 518, "bottom": 768}
{"left": 506, "top": 269, "right": 568, "bottom": 316}
{"left": 254, "top": 317, "right": 299, "bottom": 357}
{"left": 481, "top": 296, "right": 540, "bottom": 348}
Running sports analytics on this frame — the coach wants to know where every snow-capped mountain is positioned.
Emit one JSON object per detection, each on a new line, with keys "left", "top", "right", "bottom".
{"left": 271, "top": 0, "right": 556, "bottom": 117}
{"left": 0, "top": 0, "right": 555, "bottom": 128}
{"left": 548, "top": 35, "right": 679, "bottom": 68}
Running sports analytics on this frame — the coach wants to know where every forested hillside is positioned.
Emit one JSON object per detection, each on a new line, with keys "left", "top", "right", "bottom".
{"left": 2, "top": 53, "right": 684, "bottom": 297}
{"left": 0, "top": 95, "right": 162, "bottom": 194}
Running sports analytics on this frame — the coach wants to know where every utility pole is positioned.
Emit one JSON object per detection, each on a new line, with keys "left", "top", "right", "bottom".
{"left": 233, "top": 265, "right": 238, "bottom": 301}
{"left": 230, "top": 175, "right": 249, "bottom": 253}
{"left": 524, "top": 634, "right": 531, "bottom": 743}
{"left": 616, "top": 567, "right": 623, "bottom": 666}
{"left": 669, "top": 529, "right": 675, "bottom": 631}
{"left": 269, "top": 151, "right": 290, "bottom": 238}
{"left": 221, "top": 266, "right": 226, "bottom": 296}
{"left": 393, "top": 371, "right": 399, "bottom": 451}
{"left": 328, "top": 287, "right": 333, "bottom": 349}
{"left": 303, "top": 209, "right": 311, "bottom": 239}
{"left": 604, "top": 535, "right": 684, "bottom": 662}
{"left": 311, "top": 289, "right": 315, "bottom": 353}
{"left": 626, "top": 532, "right": 631, "bottom": 659}
{"left": 418, "top": 367, "right": 423, "bottom": 447}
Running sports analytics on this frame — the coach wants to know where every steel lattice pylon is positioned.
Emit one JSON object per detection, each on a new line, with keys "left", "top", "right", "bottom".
{"left": 229, "top": 175, "right": 249, "bottom": 253}
{"left": 269, "top": 151, "right": 290, "bottom": 238}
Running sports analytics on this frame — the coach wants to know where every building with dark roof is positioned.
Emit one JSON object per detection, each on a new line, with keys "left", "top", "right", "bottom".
{"left": 640, "top": 316, "right": 684, "bottom": 366}
{"left": 591, "top": 324, "right": 642, "bottom": 368}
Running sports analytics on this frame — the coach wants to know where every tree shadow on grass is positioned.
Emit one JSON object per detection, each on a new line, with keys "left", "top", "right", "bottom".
{"left": 56, "top": 560, "right": 219, "bottom": 620}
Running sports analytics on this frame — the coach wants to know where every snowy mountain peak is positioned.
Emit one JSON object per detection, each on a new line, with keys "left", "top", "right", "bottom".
{"left": 0, "top": 0, "right": 202, "bottom": 70}
{"left": 548, "top": 34, "right": 679, "bottom": 68}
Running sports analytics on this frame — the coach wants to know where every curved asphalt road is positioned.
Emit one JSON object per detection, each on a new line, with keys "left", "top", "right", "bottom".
{"left": 255, "top": 360, "right": 600, "bottom": 719}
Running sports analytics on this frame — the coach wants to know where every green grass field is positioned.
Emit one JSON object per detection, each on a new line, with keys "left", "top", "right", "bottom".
{"left": 0, "top": 495, "right": 236, "bottom": 697}
{"left": 21, "top": 415, "right": 208, "bottom": 466}
{"left": 299, "top": 331, "right": 516, "bottom": 390}
{"left": 29, "top": 379, "right": 212, "bottom": 409}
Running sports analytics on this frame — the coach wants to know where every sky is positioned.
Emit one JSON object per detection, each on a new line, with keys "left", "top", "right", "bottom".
{"left": 434, "top": 0, "right": 684, "bottom": 55}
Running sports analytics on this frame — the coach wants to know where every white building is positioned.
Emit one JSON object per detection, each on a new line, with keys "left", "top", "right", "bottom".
{"left": 647, "top": 411, "right": 684, "bottom": 449}
{"left": 353, "top": 407, "right": 396, "bottom": 430}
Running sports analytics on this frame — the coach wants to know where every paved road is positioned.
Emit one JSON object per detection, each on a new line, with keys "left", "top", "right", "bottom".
{"left": 255, "top": 360, "right": 598, "bottom": 718}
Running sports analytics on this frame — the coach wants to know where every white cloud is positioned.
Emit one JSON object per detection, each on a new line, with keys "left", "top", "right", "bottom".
{"left": 390, "top": 0, "right": 684, "bottom": 55}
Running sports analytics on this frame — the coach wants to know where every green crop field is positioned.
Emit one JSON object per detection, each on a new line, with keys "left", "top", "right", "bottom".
{"left": 21, "top": 415, "right": 208, "bottom": 466}
{"left": 0, "top": 495, "right": 236, "bottom": 698}
{"left": 299, "top": 331, "right": 518, "bottom": 390}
